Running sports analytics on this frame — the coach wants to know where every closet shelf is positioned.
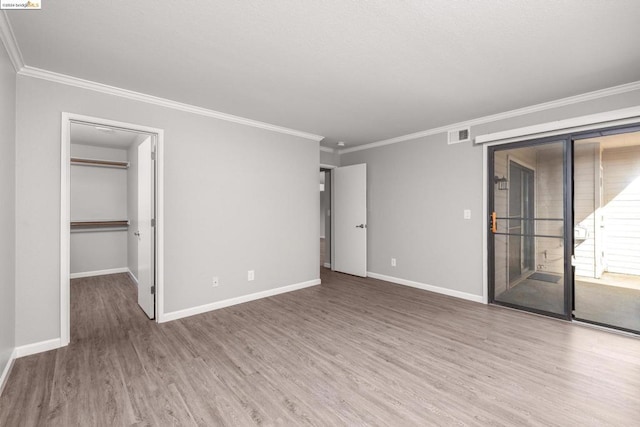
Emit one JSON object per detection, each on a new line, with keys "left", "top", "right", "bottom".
{"left": 71, "top": 220, "right": 129, "bottom": 229}
{"left": 70, "top": 157, "right": 129, "bottom": 169}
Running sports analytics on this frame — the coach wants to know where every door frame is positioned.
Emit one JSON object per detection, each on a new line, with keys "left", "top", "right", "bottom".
{"left": 571, "top": 123, "right": 640, "bottom": 333}
{"left": 320, "top": 164, "right": 336, "bottom": 270}
{"left": 506, "top": 155, "right": 536, "bottom": 286}
{"left": 60, "top": 113, "right": 165, "bottom": 346}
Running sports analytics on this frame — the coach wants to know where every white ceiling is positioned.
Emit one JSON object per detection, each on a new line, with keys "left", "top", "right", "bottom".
{"left": 7, "top": 1, "right": 640, "bottom": 148}
{"left": 70, "top": 122, "right": 141, "bottom": 149}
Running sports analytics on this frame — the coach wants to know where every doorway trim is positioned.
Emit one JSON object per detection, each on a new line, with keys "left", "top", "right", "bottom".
{"left": 60, "top": 113, "right": 165, "bottom": 346}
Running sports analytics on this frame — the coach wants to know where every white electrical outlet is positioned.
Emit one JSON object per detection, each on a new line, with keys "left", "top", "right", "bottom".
{"left": 464, "top": 209, "right": 471, "bottom": 220}
{"left": 212, "top": 276, "right": 219, "bottom": 287}
{"left": 391, "top": 258, "right": 397, "bottom": 267}
{"left": 248, "top": 270, "right": 255, "bottom": 281}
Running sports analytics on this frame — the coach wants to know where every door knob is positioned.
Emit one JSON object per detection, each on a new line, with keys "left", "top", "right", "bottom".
{"left": 355, "top": 224, "right": 367, "bottom": 228}
{"left": 134, "top": 231, "right": 140, "bottom": 236}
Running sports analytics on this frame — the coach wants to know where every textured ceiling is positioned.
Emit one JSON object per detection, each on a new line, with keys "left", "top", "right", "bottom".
{"left": 7, "top": 1, "right": 640, "bottom": 148}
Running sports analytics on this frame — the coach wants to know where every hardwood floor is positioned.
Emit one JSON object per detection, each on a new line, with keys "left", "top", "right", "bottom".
{"left": 2, "top": 271, "right": 640, "bottom": 426}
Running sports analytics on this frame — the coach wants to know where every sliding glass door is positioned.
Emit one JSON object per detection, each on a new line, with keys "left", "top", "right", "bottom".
{"left": 573, "top": 129, "right": 640, "bottom": 333}
{"left": 489, "top": 138, "right": 572, "bottom": 318}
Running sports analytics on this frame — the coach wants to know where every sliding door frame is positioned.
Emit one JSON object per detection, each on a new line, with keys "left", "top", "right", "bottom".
{"left": 487, "top": 121, "right": 640, "bottom": 328}
{"left": 571, "top": 122, "right": 640, "bottom": 333}
{"left": 487, "top": 135, "right": 574, "bottom": 320}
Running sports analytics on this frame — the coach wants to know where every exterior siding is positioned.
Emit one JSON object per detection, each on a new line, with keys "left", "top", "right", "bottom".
{"left": 603, "top": 145, "right": 640, "bottom": 276}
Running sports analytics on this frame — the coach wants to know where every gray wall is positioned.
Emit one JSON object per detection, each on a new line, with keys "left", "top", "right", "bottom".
{"left": 70, "top": 144, "right": 128, "bottom": 274}
{"left": 341, "top": 134, "right": 484, "bottom": 295}
{"left": 15, "top": 75, "right": 319, "bottom": 346}
{"left": 70, "top": 144, "right": 128, "bottom": 161}
{"left": 0, "top": 40, "right": 16, "bottom": 381}
{"left": 341, "top": 89, "right": 640, "bottom": 298}
{"left": 320, "top": 149, "right": 339, "bottom": 167}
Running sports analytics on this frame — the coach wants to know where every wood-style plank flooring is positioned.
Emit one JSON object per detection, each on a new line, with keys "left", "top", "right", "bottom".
{"left": 1, "top": 271, "right": 640, "bottom": 426}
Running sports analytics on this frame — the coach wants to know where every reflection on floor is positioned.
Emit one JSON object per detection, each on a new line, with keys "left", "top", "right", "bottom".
{"left": 496, "top": 272, "right": 640, "bottom": 332}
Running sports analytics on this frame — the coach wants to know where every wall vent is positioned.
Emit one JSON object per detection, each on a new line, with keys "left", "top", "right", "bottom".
{"left": 448, "top": 127, "right": 471, "bottom": 144}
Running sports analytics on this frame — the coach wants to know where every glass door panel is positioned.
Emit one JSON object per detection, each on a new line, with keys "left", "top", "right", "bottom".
{"left": 573, "top": 133, "right": 640, "bottom": 333}
{"left": 490, "top": 140, "right": 569, "bottom": 317}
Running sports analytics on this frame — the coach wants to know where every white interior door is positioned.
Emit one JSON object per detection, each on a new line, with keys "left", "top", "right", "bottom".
{"left": 333, "top": 163, "right": 367, "bottom": 277}
{"left": 137, "top": 137, "right": 155, "bottom": 318}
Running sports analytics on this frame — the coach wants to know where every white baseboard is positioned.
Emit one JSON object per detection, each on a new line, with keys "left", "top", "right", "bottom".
{"left": 160, "top": 278, "right": 321, "bottom": 323}
{"left": 323, "top": 262, "right": 331, "bottom": 269}
{"left": 70, "top": 267, "right": 129, "bottom": 279}
{"left": 127, "top": 268, "right": 139, "bottom": 286}
{"left": 0, "top": 348, "right": 17, "bottom": 397}
{"left": 367, "top": 272, "right": 484, "bottom": 304}
{"left": 15, "top": 338, "right": 62, "bottom": 358}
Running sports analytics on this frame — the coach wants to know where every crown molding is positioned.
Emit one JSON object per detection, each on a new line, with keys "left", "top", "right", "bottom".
{"left": 0, "top": 11, "right": 25, "bottom": 72}
{"left": 319, "top": 146, "right": 335, "bottom": 153}
{"left": 339, "top": 80, "right": 640, "bottom": 154}
{"left": 18, "top": 66, "right": 324, "bottom": 142}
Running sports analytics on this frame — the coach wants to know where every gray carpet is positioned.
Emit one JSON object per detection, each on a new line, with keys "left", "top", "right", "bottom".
{"left": 496, "top": 278, "right": 640, "bottom": 332}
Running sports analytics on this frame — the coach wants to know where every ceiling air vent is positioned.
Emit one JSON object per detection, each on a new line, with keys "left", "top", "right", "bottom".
{"left": 448, "top": 127, "right": 471, "bottom": 144}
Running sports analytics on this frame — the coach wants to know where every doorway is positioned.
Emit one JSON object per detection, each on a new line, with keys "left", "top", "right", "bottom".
{"left": 320, "top": 168, "right": 332, "bottom": 269}
{"left": 488, "top": 124, "right": 640, "bottom": 334}
{"left": 60, "top": 113, "right": 165, "bottom": 346}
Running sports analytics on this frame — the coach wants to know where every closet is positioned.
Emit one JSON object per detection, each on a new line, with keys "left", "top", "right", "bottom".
{"left": 70, "top": 143, "right": 130, "bottom": 276}
{"left": 69, "top": 123, "right": 144, "bottom": 283}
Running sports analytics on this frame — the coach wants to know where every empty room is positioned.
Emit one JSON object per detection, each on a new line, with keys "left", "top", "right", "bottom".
{"left": 1, "top": 1, "right": 640, "bottom": 425}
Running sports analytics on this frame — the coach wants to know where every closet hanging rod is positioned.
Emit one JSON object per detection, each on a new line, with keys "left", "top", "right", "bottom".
{"left": 70, "top": 157, "right": 129, "bottom": 169}
{"left": 70, "top": 220, "right": 129, "bottom": 228}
